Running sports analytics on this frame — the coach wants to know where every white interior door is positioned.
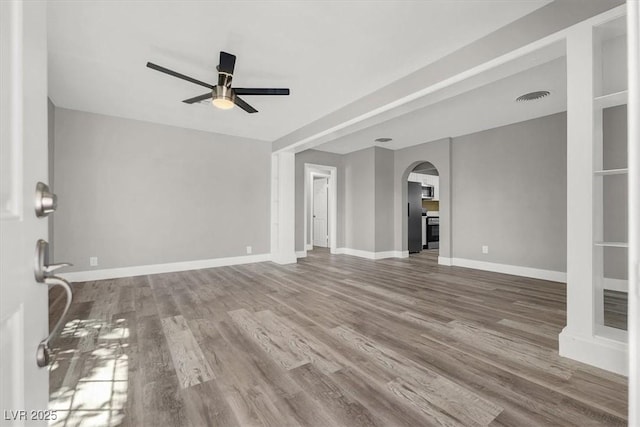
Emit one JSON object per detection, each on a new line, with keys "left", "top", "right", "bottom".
{"left": 0, "top": 0, "right": 50, "bottom": 422}
{"left": 313, "top": 177, "right": 328, "bottom": 247}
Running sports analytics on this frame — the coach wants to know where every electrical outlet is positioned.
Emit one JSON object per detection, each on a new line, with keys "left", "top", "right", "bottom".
{"left": 89, "top": 256, "right": 98, "bottom": 266}
{"left": 482, "top": 245, "right": 489, "bottom": 254}
{"left": 246, "top": 246, "right": 252, "bottom": 254}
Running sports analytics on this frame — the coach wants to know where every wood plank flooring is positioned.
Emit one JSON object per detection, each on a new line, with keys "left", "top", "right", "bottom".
{"left": 49, "top": 249, "right": 628, "bottom": 426}
{"left": 604, "top": 290, "right": 628, "bottom": 330}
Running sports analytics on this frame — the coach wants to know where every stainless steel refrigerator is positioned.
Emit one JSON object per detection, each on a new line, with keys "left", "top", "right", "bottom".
{"left": 408, "top": 181, "right": 422, "bottom": 253}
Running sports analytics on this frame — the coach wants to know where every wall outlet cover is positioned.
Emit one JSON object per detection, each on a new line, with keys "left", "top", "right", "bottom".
{"left": 246, "top": 246, "right": 252, "bottom": 254}
{"left": 482, "top": 245, "right": 489, "bottom": 254}
{"left": 89, "top": 256, "right": 98, "bottom": 266}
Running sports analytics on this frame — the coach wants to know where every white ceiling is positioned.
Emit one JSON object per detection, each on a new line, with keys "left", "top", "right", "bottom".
{"left": 48, "top": 0, "right": 551, "bottom": 142}
{"left": 314, "top": 54, "right": 567, "bottom": 154}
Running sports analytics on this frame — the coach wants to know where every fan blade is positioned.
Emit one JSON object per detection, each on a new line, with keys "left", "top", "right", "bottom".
{"left": 182, "top": 92, "right": 213, "bottom": 104}
{"left": 234, "top": 96, "right": 258, "bottom": 114}
{"left": 147, "top": 62, "right": 214, "bottom": 90}
{"left": 218, "top": 51, "right": 236, "bottom": 75}
{"left": 233, "top": 88, "right": 290, "bottom": 96}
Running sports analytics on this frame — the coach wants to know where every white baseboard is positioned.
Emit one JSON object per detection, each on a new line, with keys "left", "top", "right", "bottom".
{"left": 603, "top": 278, "right": 628, "bottom": 292}
{"left": 334, "top": 248, "right": 406, "bottom": 260}
{"left": 271, "top": 253, "right": 297, "bottom": 265}
{"left": 438, "top": 256, "right": 452, "bottom": 266}
{"left": 449, "top": 257, "right": 566, "bottom": 283}
{"left": 59, "top": 253, "right": 272, "bottom": 283}
{"left": 296, "top": 250, "right": 307, "bottom": 258}
{"left": 305, "top": 244, "right": 313, "bottom": 250}
{"left": 444, "top": 259, "right": 625, "bottom": 290}
{"left": 559, "top": 327, "right": 628, "bottom": 376}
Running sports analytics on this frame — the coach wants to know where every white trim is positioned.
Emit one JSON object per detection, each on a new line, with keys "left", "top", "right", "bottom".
{"left": 449, "top": 258, "right": 566, "bottom": 283}
{"left": 627, "top": 2, "right": 640, "bottom": 420}
{"left": 295, "top": 251, "right": 307, "bottom": 258}
{"left": 305, "top": 244, "right": 313, "bottom": 250}
{"left": 559, "top": 327, "right": 628, "bottom": 376}
{"left": 271, "top": 253, "right": 297, "bottom": 265}
{"left": 335, "top": 248, "right": 407, "bottom": 260}
{"left": 438, "top": 256, "right": 452, "bottom": 266}
{"left": 311, "top": 175, "right": 329, "bottom": 248}
{"left": 442, "top": 258, "right": 625, "bottom": 289}
{"left": 59, "top": 253, "right": 272, "bottom": 283}
{"left": 603, "top": 278, "right": 628, "bottom": 292}
{"left": 271, "top": 152, "right": 297, "bottom": 265}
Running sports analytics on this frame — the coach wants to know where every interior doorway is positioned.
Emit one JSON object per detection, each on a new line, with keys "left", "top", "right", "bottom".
{"left": 312, "top": 177, "right": 329, "bottom": 247}
{"left": 303, "top": 163, "right": 337, "bottom": 256}
{"left": 407, "top": 161, "right": 440, "bottom": 255}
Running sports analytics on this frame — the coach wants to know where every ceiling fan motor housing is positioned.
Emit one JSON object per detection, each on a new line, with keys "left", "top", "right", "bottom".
{"left": 215, "top": 84, "right": 235, "bottom": 101}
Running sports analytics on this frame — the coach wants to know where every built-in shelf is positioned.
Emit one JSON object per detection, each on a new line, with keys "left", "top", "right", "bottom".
{"left": 594, "top": 168, "right": 628, "bottom": 176}
{"left": 594, "top": 241, "right": 629, "bottom": 248}
{"left": 594, "top": 90, "right": 628, "bottom": 109}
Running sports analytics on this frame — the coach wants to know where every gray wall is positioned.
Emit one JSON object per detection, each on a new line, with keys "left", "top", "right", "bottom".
{"left": 451, "top": 112, "right": 567, "bottom": 272}
{"left": 53, "top": 108, "right": 271, "bottom": 272}
{"left": 374, "top": 147, "right": 395, "bottom": 252}
{"left": 294, "top": 149, "right": 345, "bottom": 251}
{"left": 603, "top": 105, "right": 627, "bottom": 280}
{"left": 344, "top": 147, "right": 376, "bottom": 252}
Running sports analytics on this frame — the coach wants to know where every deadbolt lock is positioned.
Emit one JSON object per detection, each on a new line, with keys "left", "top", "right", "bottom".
{"left": 35, "top": 181, "right": 57, "bottom": 218}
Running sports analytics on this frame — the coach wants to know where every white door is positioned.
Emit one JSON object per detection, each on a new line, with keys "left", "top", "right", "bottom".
{"left": 313, "top": 177, "right": 328, "bottom": 247}
{"left": 1, "top": 1, "right": 51, "bottom": 423}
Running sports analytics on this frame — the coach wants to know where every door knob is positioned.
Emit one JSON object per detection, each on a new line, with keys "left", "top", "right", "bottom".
{"left": 34, "top": 239, "right": 73, "bottom": 367}
{"left": 35, "top": 181, "right": 57, "bottom": 218}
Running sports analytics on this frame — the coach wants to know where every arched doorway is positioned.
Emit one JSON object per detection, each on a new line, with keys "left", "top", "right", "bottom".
{"left": 406, "top": 161, "right": 440, "bottom": 256}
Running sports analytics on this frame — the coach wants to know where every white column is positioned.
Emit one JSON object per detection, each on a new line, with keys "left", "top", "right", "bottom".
{"left": 271, "top": 151, "right": 297, "bottom": 264}
{"left": 627, "top": 0, "right": 640, "bottom": 423}
{"left": 562, "top": 23, "right": 596, "bottom": 341}
{"left": 559, "top": 20, "right": 627, "bottom": 376}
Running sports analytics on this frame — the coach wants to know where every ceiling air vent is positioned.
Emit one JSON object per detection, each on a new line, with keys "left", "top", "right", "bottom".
{"left": 374, "top": 137, "right": 393, "bottom": 143}
{"left": 516, "top": 91, "right": 550, "bottom": 102}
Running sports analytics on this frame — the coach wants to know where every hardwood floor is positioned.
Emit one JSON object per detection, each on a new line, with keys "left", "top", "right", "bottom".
{"left": 604, "top": 290, "right": 628, "bottom": 331}
{"left": 48, "top": 249, "right": 628, "bottom": 426}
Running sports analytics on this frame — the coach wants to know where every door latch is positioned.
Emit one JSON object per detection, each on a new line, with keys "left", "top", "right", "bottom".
{"left": 34, "top": 239, "right": 73, "bottom": 367}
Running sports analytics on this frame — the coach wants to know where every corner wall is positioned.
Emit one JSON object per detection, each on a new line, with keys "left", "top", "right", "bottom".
{"left": 343, "top": 147, "right": 376, "bottom": 252}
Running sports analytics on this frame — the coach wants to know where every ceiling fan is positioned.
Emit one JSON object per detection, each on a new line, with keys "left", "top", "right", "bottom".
{"left": 146, "top": 51, "right": 289, "bottom": 113}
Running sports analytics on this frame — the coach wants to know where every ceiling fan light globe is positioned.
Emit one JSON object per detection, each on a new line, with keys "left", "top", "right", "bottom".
{"left": 212, "top": 97, "right": 234, "bottom": 110}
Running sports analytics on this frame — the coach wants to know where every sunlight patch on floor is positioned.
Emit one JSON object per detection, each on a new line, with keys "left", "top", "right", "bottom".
{"left": 49, "top": 317, "right": 130, "bottom": 427}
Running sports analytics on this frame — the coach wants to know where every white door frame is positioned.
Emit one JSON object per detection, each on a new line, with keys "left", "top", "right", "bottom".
{"left": 303, "top": 163, "right": 337, "bottom": 256}
{"left": 0, "top": 0, "right": 50, "bottom": 420}
{"left": 311, "top": 176, "right": 329, "bottom": 248}
{"left": 627, "top": 0, "right": 639, "bottom": 423}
